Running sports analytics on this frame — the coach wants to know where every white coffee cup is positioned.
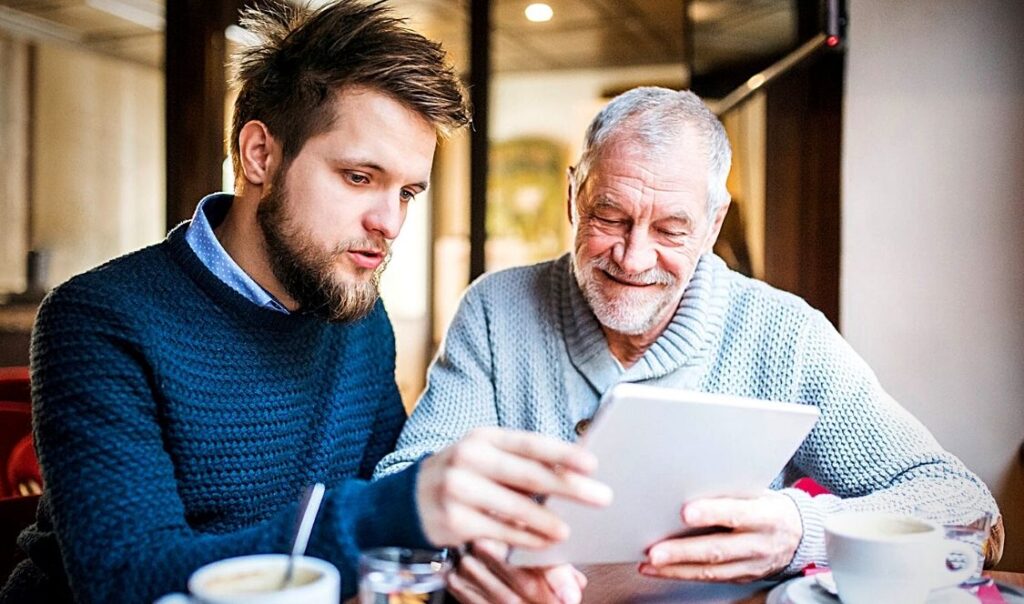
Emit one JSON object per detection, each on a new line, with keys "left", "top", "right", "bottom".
{"left": 154, "top": 554, "right": 340, "bottom": 604}
{"left": 824, "top": 511, "right": 976, "bottom": 604}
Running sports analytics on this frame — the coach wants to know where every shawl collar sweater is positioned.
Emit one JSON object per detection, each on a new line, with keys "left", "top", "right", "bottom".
{"left": 377, "top": 253, "right": 997, "bottom": 574}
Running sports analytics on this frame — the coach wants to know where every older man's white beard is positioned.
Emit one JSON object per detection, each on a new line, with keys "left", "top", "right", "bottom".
{"left": 573, "top": 255, "right": 680, "bottom": 336}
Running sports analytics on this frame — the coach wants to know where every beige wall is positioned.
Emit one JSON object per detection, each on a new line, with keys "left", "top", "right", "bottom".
{"left": 0, "top": 35, "right": 30, "bottom": 293}
{"left": 842, "top": 0, "right": 1024, "bottom": 569}
{"left": 32, "top": 43, "right": 164, "bottom": 287}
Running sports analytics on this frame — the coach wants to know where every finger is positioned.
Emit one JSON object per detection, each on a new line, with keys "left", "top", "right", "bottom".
{"left": 638, "top": 558, "right": 772, "bottom": 583}
{"left": 472, "top": 543, "right": 562, "bottom": 603}
{"left": 450, "top": 504, "right": 555, "bottom": 550}
{"left": 544, "top": 564, "right": 583, "bottom": 604}
{"left": 647, "top": 533, "right": 763, "bottom": 567}
{"left": 682, "top": 498, "right": 767, "bottom": 529}
{"left": 463, "top": 442, "right": 612, "bottom": 507}
{"left": 448, "top": 570, "right": 493, "bottom": 604}
{"left": 476, "top": 427, "right": 598, "bottom": 474}
{"left": 452, "top": 469, "right": 571, "bottom": 542}
{"left": 458, "top": 555, "right": 535, "bottom": 603}
{"left": 471, "top": 538, "right": 510, "bottom": 561}
{"left": 572, "top": 567, "right": 588, "bottom": 590}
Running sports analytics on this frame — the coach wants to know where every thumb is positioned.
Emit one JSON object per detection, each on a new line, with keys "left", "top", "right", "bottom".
{"left": 471, "top": 538, "right": 509, "bottom": 562}
{"left": 572, "top": 566, "right": 588, "bottom": 589}
{"left": 544, "top": 564, "right": 583, "bottom": 604}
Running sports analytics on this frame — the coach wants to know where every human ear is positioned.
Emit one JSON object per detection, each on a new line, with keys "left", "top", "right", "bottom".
{"left": 703, "top": 200, "right": 732, "bottom": 253}
{"left": 237, "top": 121, "right": 278, "bottom": 186}
{"left": 566, "top": 166, "right": 577, "bottom": 225}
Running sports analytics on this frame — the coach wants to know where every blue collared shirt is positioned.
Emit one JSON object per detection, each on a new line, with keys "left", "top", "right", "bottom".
{"left": 184, "top": 193, "right": 290, "bottom": 313}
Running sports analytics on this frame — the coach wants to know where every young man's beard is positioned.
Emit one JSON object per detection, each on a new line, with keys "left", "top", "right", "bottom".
{"left": 256, "top": 170, "right": 389, "bottom": 323}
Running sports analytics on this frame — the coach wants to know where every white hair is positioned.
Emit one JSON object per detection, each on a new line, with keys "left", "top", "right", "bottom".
{"left": 571, "top": 87, "right": 732, "bottom": 217}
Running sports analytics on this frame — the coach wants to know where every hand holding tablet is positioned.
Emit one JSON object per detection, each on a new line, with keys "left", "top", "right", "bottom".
{"left": 509, "top": 383, "right": 819, "bottom": 567}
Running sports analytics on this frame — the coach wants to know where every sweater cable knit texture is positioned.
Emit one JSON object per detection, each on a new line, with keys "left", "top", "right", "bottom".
{"left": 376, "top": 253, "right": 997, "bottom": 574}
{"left": 1, "top": 223, "right": 430, "bottom": 603}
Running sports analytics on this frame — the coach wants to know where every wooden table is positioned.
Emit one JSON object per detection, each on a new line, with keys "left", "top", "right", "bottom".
{"left": 580, "top": 564, "right": 1024, "bottom": 603}
{"left": 991, "top": 572, "right": 1024, "bottom": 589}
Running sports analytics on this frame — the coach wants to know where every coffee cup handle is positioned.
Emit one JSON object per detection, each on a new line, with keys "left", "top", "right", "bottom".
{"left": 153, "top": 593, "right": 193, "bottom": 604}
{"left": 939, "top": 541, "right": 979, "bottom": 587}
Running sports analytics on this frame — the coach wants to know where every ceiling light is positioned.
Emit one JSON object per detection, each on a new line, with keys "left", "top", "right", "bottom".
{"left": 525, "top": 3, "right": 553, "bottom": 23}
{"left": 85, "top": 0, "right": 164, "bottom": 31}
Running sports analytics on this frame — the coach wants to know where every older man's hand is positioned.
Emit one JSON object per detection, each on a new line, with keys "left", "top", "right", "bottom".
{"left": 417, "top": 427, "right": 613, "bottom": 550}
{"left": 639, "top": 492, "right": 802, "bottom": 583}
{"left": 448, "top": 539, "right": 587, "bottom": 604}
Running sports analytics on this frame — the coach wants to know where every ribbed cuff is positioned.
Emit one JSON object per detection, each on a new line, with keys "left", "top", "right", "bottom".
{"left": 778, "top": 487, "right": 829, "bottom": 576}
{"left": 353, "top": 459, "right": 433, "bottom": 551}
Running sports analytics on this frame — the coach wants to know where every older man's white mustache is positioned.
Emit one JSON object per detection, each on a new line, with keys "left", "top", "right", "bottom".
{"left": 591, "top": 257, "right": 675, "bottom": 287}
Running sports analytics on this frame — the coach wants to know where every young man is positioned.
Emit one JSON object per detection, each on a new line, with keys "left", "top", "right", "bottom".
{"left": 376, "top": 87, "right": 1001, "bottom": 604}
{"left": 0, "top": 3, "right": 609, "bottom": 602}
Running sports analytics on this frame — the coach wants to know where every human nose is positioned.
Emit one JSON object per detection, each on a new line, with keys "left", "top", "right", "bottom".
{"left": 363, "top": 191, "right": 405, "bottom": 240}
{"left": 613, "top": 227, "right": 657, "bottom": 274}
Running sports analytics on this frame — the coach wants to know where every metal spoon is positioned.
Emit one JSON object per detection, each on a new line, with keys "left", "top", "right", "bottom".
{"left": 281, "top": 482, "right": 326, "bottom": 590}
{"left": 813, "top": 571, "right": 840, "bottom": 597}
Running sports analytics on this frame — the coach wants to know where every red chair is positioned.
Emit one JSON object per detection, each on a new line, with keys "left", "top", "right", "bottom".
{"left": 0, "top": 370, "right": 41, "bottom": 580}
{"left": 6, "top": 435, "right": 41, "bottom": 497}
{"left": 0, "top": 403, "right": 38, "bottom": 499}
{"left": 0, "top": 367, "right": 30, "bottom": 404}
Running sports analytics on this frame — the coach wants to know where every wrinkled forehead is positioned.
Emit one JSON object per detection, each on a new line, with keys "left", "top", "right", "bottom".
{"left": 590, "top": 123, "right": 708, "bottom": 169}
{"left": 584, "top": 132, "right": 709, "bottom": 188}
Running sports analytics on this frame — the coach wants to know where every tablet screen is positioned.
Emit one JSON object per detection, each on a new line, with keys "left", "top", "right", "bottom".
{"left": 510, "top": 383, "right": 819, "bottom": 566}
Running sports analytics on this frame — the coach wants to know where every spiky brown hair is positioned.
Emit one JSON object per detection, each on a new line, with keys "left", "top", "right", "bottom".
{"left": 229, "top": 0, "right": 470, "bottom": 180}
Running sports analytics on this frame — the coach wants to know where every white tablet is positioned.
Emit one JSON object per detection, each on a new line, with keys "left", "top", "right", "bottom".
{"left": 509, "top": 383, "right": 820, "bottom": 566}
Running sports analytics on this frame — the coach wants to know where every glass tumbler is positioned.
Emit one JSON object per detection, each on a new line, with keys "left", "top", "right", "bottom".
{"left": 358, "top": 547, "right": 451, "bottom": 604}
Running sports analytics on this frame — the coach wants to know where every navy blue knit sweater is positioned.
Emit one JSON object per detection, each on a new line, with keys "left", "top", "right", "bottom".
{"left": 1, "top": 223, "right": 430, "bottom": 603}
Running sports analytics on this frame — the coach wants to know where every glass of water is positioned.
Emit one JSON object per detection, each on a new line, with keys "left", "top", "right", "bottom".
{"left": 913, "top": 502, "right": 996, "bottom": 576}
{"left": 358, "top": 548, "right": 451, "bottom": 604}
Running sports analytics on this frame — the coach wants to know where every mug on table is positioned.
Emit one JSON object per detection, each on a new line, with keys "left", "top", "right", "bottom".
{"left": 154, "top": 554, "right": 340, "bottom": 604}
{"left": 824, "top": 511, "right": 976, "bottom": 604}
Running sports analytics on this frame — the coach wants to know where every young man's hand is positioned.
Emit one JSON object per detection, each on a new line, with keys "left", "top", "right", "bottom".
{"left": 416, "top": 427, "right": 613, "bottom": 549}
{"left": 448, "top": 539, "right": 586, "bottom": 604}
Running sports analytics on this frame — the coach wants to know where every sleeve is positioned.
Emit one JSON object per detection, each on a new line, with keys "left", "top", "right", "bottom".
{"left": 356, "top": 307, "right": 410, "bottom": 480}
{"left": 356, "top": 389, "right": 408, "bottom": 479}
{"left": 29, "top": 284, "right": 430, "bottom": 604}
{"left": 776, "top": 311, "right": 999, "bottom": 574}
{"left": 373, "top": 285, "right": 500, "bottom": 478}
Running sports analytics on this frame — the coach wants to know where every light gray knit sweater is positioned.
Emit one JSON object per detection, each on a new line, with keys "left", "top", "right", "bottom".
{"left": 375, "top": 253, "right": 997, "bottom": 574}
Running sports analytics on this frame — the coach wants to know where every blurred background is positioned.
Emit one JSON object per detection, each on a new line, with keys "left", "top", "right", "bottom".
{"left": 0, "top": 0, "right": 1020, "bottom": 569}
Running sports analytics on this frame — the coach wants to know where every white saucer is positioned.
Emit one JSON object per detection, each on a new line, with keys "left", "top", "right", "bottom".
{"left": 766, "top": 575, "right": 979, "bottom": 604}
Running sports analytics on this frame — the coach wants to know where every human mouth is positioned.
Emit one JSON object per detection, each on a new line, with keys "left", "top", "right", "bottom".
{"left": 346, "top": 249, "right": 385, "bottom": 270}
{"left": 600, "top": 269, "right": 657, "bottom": 287}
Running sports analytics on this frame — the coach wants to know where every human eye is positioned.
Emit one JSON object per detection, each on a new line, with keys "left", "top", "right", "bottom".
{"left": 657, "top": 227, "right": 686, "bottom": 238}
{"left": 344, "top": 171, "right": 370, "bottom": 185}
{"left": 400, "top": 189, "right": 417, "bottom": 203}
{"left": 654, "top": 227, "right": 690, "bottom": 246}
{"left": 589, "top": 211, "right": 626, "bottom": 227}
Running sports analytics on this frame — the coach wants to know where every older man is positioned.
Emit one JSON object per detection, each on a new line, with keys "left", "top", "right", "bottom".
{"left": 375, "top": 87, "right": 1000, "bottom": 604}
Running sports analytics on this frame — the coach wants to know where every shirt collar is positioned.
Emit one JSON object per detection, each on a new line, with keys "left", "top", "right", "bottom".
{"left": 184, "top": 193, "right": 290, "bottom": 314}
